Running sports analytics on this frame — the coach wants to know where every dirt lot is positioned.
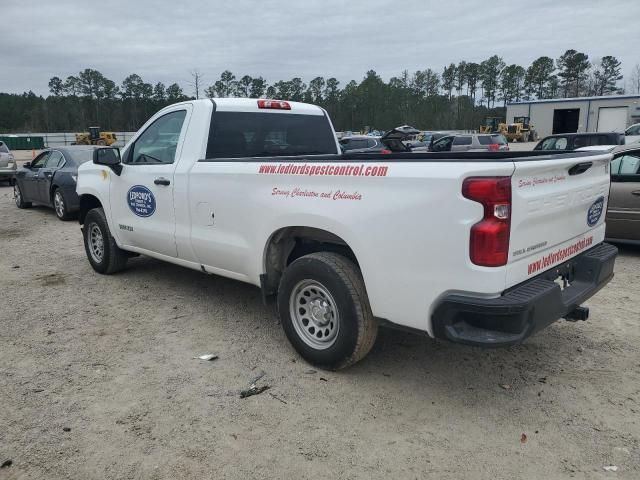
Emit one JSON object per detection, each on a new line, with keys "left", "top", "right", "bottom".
{"left": 0, "top": 182, "right": 639, "bottom": 480}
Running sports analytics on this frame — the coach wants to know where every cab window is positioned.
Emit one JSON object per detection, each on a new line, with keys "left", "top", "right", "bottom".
{"left": 625, "top": 125, "right": 640, "bottom": 136}
{"left": 453, "top": 136, "right": 472, "bottom": 146}
{"left": 31, "top": 152, "right": 50, "bottom": 168}
{"left": 432, "top": 136, "right": 454, "bottom": 151}
{"left": 127, "top": 110, "right": 187, "bottom": 165}
{"left": 45, "top": 151, "right": 65, "bottom": 168}
{"left": 614, "top": 154, "right": 640, "bottom": 175}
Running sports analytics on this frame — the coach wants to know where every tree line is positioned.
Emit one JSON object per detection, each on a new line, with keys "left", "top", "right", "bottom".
{"left": 0, "top": 49, "right": 633, "bottom": 134}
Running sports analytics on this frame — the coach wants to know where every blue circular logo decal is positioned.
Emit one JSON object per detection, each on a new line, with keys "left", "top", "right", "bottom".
{"left": 127, "top": 185, "right": 156, "bottom": 217}
{"left": 587, "top": 196, "right": 604, "bottom": 227}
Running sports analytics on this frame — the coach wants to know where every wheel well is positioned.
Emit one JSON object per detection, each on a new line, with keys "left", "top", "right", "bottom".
{"left": 79, "top": 195, "right": 102, "bottom": 224}
{"left": 262, "top": 227, "right": 358, "bottom": 295}
{"left": 49, "top": 184, "right": 59, "bottom": 202}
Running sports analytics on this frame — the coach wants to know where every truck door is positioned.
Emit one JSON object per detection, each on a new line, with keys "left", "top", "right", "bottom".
{"left": 37, "top": 150, "right": 65, "bottom": 204}
{"left": 109, "top": 108, "right": 190, "bottom": 257}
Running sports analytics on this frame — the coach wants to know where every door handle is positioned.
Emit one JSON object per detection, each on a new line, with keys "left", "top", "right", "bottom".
{"left": 154, "top": 177, "right": 171, "bottom": 186}
{"left": 632, "top": 190, "right": 640, "bottom": 196}
{"left": 568, "top": 162, "right": 592, "bottom": 175}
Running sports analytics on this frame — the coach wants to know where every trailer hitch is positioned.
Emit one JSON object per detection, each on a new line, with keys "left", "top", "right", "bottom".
{"left": 564, "top": 306, "right": 589, "bottom": 322}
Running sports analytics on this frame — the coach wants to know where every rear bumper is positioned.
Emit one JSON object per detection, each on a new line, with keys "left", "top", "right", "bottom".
{"left": 432, "top": 242, "right": 617, "bottom": 347}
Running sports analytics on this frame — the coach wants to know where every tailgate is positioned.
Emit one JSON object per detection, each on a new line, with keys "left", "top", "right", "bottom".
{"left": 506, "top": 152, "right": 612, "bottom": 287}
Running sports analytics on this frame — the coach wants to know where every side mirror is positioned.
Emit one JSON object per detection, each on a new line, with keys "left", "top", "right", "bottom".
{"left": 23, "top": 161, "right": 31, "bottom": 168}
{"left": 93, "top": 147, "right": 122, "bottom": 175}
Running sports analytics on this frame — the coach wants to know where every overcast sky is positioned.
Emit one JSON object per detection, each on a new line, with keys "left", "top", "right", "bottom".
{"left": 2, "top": 0, "right": 639, "bottom": 96}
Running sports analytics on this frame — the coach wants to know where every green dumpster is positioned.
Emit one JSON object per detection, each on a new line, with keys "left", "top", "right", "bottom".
{"left": 0, "top": 136, "right": 45, "bottom": 150}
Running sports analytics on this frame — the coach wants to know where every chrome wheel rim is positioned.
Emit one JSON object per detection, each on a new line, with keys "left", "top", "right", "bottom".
{"left": 54, "top": 191, "right": 64, "bottom": 218}
{"left": 88, "top": 223, "right": 104, "bottom": 263}
{"left": 13, "top": 184, "right": 21, "bottom": 206}
{"left": 289, "top": 280, "right": 339, "bottom": 350}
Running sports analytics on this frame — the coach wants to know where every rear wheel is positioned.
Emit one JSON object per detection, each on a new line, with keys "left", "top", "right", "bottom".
{"left": 14, "top": 183, "right": 31, "bottom": 208}
{"left": 277, "top": 252, "right": 378, "bottom": 370}
{"left": 53, "top": 188, "right": 72, "bottom": 221}
{"left": 83, "top": 208, "right": 128, "bottom": 274}
{"left": 96, "top": 139, "right": 106, "bottom": 146}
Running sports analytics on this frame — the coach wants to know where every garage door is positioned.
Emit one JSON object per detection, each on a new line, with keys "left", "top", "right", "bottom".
{"left": 597, "top": 107, "right": 628, "bottom": 132}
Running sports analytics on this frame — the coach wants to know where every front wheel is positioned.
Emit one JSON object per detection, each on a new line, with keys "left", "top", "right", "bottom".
{"left": 277, "top": 252, "right": 378, "bottom": 370}
{"left": 83, "top": 208, "right": 128, "bottom": 274}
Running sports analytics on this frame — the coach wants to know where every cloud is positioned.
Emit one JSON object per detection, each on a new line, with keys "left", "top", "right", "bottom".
{"left": 1, "top": 0, "right": 638, "bottom": 95}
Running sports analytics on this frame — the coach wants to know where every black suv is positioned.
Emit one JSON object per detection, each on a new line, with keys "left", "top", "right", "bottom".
{"left": 533, "top": 132, "right": 625, "bottom": 151}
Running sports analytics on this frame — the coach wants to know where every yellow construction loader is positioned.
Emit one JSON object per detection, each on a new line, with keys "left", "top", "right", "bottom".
{"left": 74, "top": 127, "right": 117, "bottom": 146}
{"left": 479, "top": 117, "right": 505, "bottom": 134}
{"left": 505, "top": 117, "right": 538, "bottom": 143}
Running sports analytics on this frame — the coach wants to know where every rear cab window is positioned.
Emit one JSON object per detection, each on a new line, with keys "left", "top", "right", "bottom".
{"left": 207, "top": 112, "right": 338, "bottom": 159}
{"left": 573, "top": 136, "right": 589, "bottom": 149}
{"left": 538, "top": 137, "right": 569, "bottom": 150}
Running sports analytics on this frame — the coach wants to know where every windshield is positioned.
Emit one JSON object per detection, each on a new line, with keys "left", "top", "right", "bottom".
{"left": 206, "top": 112, "right": 338, "bottom": 158}
{"left": 626, "top": 124, "right": 640, "bottom": 136}
{"left": 70, "top": 149, "right": 96, "bottom": 164}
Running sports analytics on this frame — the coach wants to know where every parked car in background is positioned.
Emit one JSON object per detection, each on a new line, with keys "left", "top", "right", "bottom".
{"left": 429, "top": 134, "right": 509, "bottom": 152}
{"left": 339, "top": 135, "right": 389, "bottom": 153}
{"left": 14, "top": 146, "right": 97, "bottom": 220}
{"left": 625, "top": 123, "right": 640, "bottom": 144}
{"left": 0, "top": 140, "right": 16, "bottom": 185}
{"left": 341, "top": 126, "right": 422, "bottom": 154}
{"left": 606, "top": 145, "right": 640, "bottom": 245}
{"left": 406, "top": 132, "right": 451, "bottom": 152}
{"left": 534, "top": 132, "right": 625, "bottom": 151}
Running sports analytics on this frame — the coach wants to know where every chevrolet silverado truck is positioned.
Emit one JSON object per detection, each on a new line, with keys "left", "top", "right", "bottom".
{"left": 76, "top": 98, "right": 617, "bottom": 369}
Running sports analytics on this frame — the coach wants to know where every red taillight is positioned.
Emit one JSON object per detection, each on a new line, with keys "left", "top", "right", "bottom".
{"left": 381, "top": 149, "right": 392, "bottom": 154}
{"left": 487, "top": 144, "right": 499, "bottom": 151}
{"left": 462, "top": 176, "right": 512, "bottom": 267}
{"left": 257, "top": 99, "right": 291, "bottom": 110}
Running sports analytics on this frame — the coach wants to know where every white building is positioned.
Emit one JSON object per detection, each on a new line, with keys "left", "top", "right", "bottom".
{"left": 506, "top": 95, "right": 640, "bottom": 138}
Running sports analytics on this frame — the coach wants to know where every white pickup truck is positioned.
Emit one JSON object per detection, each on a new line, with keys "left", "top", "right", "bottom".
{"left": 77, "top": 98, "right": 617, "bottom": 369}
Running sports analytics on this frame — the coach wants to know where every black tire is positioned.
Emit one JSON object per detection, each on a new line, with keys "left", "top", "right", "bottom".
{"left": 83, "top": 207, "right": 128, "bottom": 274}
{"left": 277, "top": 252, "right": 378, "bottom": 370}
{"left": 14, "top": 183, "right": 32, "bottom": 208}
{"left": 53, "top": 188, "right": 72, "bottom": 221}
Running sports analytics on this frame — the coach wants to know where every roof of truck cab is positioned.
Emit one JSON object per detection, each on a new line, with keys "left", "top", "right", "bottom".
{"left": 210, "top": 98, "right": 326, "bottom": 115}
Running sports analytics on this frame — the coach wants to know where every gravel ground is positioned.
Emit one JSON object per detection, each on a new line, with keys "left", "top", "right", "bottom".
{"left": 0, "top": 181, "right": 639, "bottom": 480}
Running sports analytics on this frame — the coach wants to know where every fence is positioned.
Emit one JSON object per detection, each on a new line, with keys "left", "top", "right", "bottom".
{"left": 2, "top": 132, "right": 137, "bottom": 149}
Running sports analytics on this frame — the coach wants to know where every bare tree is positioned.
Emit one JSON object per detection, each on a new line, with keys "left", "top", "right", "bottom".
{"left": 188, "top": 69, "right": 204, "bottom": 99}
{"left": 629, "top": 63, "right": 640, "bottom": 95}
